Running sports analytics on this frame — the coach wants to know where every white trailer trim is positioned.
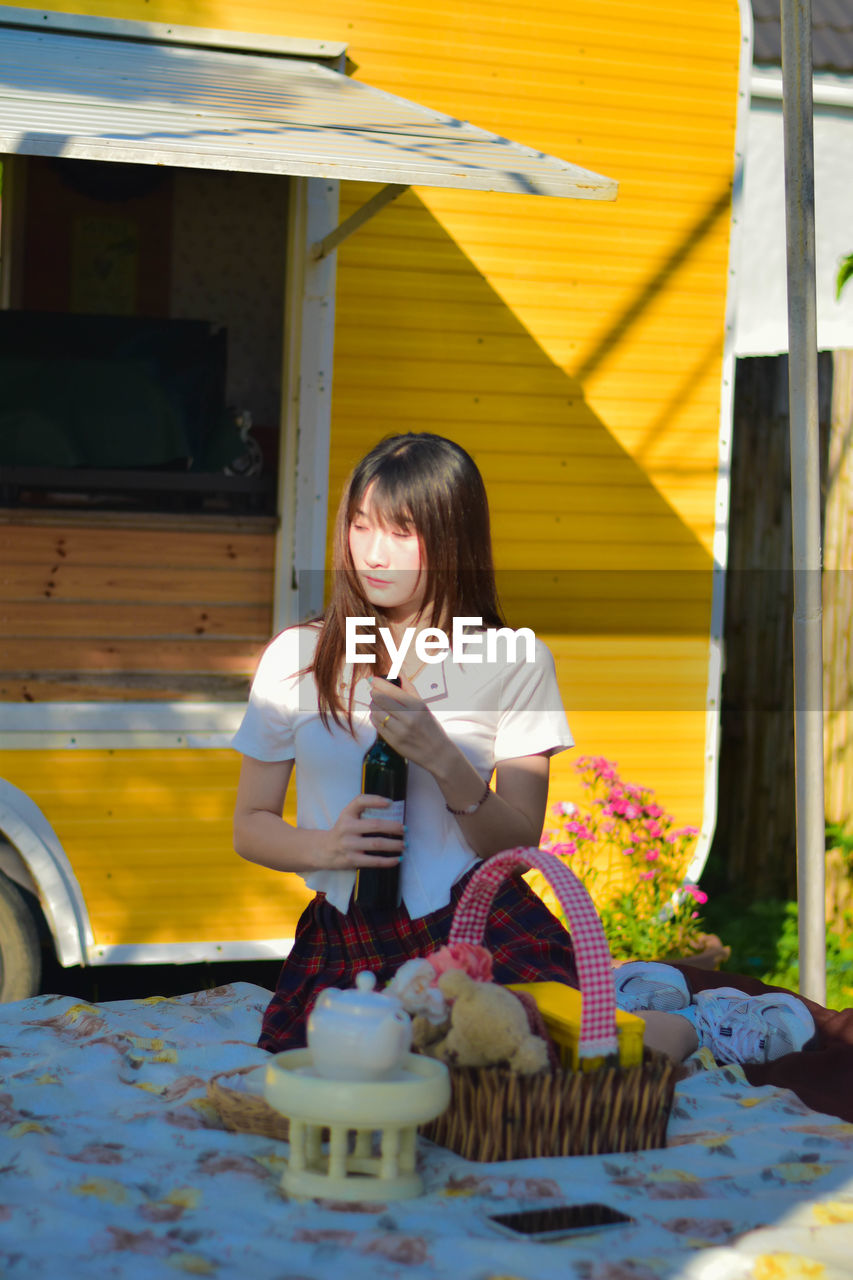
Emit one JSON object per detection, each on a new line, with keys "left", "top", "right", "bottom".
{"left": 88, "top": 938, "right": 295, "bottom": 966}
{"left": 685, "top": 0, "right": 754, "bottom": 890}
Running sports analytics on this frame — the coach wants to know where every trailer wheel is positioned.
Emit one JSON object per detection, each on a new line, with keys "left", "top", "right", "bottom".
{"left": 0, "top": 872, "right": 41, "bottom": 1002}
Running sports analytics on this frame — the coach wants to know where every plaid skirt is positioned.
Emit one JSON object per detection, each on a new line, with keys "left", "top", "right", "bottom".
{"left": 258, "top": 868, "right": 579, "bottom": 1052}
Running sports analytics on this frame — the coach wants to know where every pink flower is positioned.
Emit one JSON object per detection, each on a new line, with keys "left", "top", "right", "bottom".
{"left": 551, "top": 801, "right": 577, "bottom": 817}
{"left": 565, "top": 821, "right": 595, "bottom": 841}
{"left": 639, "top": 870, "right": 656, "bottom": 881}
{"left": 551, "top": 841, "right": 577, "bottom": 859}
{"left": 623, "top": 803, "right": 641, "bottom": 820}
{"left": 681, "top": 883, "right": 708, "bottom": 904}
{"left": 622, "top": 846, "right": 635, "bottom": 856}
{"left": 644, "top": 850, "right": 659, "bottom": 862}
{"left": 644, "top": 820, "right": 663, "bottom": 839}
{"left": 426, "top": 943, "right": 493, "bottom": 983}
{"left": 644, "top": 803, "right": 664, "bottom": 818}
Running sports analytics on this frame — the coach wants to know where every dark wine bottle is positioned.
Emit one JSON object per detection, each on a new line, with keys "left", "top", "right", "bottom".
{"left": 354, "top": 677, "right": 407, "bottom": 911}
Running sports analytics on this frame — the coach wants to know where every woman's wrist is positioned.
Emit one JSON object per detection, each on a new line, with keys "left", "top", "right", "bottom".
{"left": 429, "top": 740, "right": 494, "bottom": 815}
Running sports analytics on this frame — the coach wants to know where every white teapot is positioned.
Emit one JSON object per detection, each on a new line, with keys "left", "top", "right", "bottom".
{"left": 307, "top": 971, "right": 413, "bottom": 1081}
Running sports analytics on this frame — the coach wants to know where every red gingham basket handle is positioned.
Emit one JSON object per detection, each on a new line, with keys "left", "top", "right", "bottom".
{"left": 448, "top": 847, "right": 618, "bottom": 1059}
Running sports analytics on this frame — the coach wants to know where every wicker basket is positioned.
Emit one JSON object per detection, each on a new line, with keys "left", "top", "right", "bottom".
{"left": 419, "top": 847, "right": 677, "bottom": 1161}
{"left": 207, "top": 1065, "right": 290, "bottom": 1142}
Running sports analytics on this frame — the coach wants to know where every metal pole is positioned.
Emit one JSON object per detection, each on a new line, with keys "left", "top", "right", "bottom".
{"left": 779, "top": 0, "right": 826, "bottom": 1003}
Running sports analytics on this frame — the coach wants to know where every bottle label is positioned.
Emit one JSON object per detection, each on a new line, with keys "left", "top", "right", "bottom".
{"left": 361, "top": 800, "right": 405, "bottom": 826}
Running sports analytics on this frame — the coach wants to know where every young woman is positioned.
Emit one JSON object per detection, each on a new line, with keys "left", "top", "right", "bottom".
{"left": 232, "top": 432, "right": 579, "bottom": 1052}
{"left": 232, "top": 431, "right": 817, "bottom": 1068}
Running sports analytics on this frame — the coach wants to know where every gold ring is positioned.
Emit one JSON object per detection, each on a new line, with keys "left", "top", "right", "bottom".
{"left": 381, "top": 714, "right": 391, "bottom": 728}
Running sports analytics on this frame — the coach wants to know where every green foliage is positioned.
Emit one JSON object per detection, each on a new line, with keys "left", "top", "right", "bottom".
{"left": 826, "top": 821, "right": 853, "bottom": 862}
{"left": 837, "top": 253, "right": 853, "bottom": 300}
{"left": 529, "top": 757, "right": 707, "bottom": 963}
{"left": 703, "top": 894, "right": 853, "bottom": 1012}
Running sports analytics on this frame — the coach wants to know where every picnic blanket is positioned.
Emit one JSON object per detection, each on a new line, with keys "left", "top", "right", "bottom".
{"left": 2, "top": 981, "right": 853, "bottom": 1279}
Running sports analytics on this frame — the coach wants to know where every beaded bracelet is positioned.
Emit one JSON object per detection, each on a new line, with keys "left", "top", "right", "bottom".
{"left": 445, "top": 781, "right": 492, "bottom": 816}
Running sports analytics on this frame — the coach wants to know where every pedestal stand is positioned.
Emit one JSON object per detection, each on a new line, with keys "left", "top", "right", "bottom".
{"left": 264, "top": 1050, "right": 450, "bottom": 1202}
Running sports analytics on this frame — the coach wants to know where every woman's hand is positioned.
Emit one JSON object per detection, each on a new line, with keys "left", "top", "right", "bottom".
{"left": 368, "top": 674, "right": 451, "bottom": 772}
{"left": 233, "top": 757, "right": 403, "bottom": 875}
{"left": 320, "top": 793, "right": 405, "bottom": 869}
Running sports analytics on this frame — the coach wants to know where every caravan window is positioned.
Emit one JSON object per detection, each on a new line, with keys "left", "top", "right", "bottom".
{"left": 0, "top": 157, "right": 285, "bottom": 515}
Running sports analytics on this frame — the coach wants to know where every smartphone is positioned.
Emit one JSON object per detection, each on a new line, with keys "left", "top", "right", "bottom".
{"left": 486, "top": 1202, "right": 635, "bottom": 1242}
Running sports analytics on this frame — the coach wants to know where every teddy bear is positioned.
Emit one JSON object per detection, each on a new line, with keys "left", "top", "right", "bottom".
{"left": 412, "top": 969, "right": 550, "bottom": 1075}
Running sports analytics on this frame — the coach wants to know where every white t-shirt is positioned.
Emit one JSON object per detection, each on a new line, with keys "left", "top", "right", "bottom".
{"left": 232, "top": 623, "right": 573, "bottom": 918}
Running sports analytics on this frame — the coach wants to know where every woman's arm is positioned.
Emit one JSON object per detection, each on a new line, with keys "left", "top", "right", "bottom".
{"left": 233, "top": 756, "right": 405, "bottom": 873}
{"left": 435, "top": 751, "right": 550, "bottom": 857}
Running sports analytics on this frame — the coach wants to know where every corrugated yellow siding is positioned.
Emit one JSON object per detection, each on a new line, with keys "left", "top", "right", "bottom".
{"left": 0, "top": 750, "right": 308, "bottom": 946}
{"left": 7, "top": 0, "right": 742, "bottom": 944}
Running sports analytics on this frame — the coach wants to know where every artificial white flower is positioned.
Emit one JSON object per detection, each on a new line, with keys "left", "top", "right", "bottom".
{"left": 386, "top": 958, "right": 448, "bottom": 1025}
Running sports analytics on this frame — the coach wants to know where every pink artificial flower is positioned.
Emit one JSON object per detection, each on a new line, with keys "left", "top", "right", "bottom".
{"left": 644, "top": 850, "right": 659, "bottom": 862}
{"left": 622, "top": 846, "right": 635, "bottom": 856}
{"left": 644, "top": 803, "right": 664, "bottom": 819}
{"left": 426, "top": 942, "right": 493, "bottom": 983}
{"left": 681, "top": 883, "right": 708, "bottom": 904}
{"left": 623, "top": 803, "right": 642, "bottom": 821}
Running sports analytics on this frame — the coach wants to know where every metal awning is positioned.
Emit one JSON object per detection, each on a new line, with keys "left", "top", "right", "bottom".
{"left": 0, "top": 6, "right": 617, "bottom": 200}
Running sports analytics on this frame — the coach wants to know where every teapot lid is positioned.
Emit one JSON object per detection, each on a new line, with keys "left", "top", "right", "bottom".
{"left": 317, "top": 970, "right": 403, "bottom": 1015}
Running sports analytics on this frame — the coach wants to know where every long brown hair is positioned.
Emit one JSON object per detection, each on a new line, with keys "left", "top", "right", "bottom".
{"left": 313, "top": 433, "right": 505, "bottom": 728}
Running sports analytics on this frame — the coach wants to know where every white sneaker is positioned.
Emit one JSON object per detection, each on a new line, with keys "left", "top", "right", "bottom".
{"left": 613, "top": 962, "right": 691, "bottom": 1013}
{"left": 693, "top": 987, "right": 816, "bottom": 1064}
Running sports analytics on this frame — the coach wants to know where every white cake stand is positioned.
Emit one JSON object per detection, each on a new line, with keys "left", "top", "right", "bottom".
{"left": 264, "top": 1050, "right": 450, "bottom": 1202}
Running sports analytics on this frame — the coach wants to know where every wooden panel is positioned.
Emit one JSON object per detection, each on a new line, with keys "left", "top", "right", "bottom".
{"left": 0, "top": 564, "right": 271, "bottom": 604}
{"left": 1, "top": 603, "right": 269, "bottom": 638}
{"left": 0, "top": 675, "right": 251, "bottom": 701}
{"left": 0, "top": 639, "right": 264, "bottom": 673}
{"left": 825, "top": 351, "right": 853, "bottom": 833}
{"left": 0, "top": 520, "right": 274, "bottom": 701}
{"left": 0, "top": 522, "right": 275, "bottom": 569}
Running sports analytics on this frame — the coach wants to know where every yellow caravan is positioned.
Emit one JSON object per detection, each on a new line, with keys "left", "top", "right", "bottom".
{"left": 0, "top": 0, "right": 747, "bottom": 997}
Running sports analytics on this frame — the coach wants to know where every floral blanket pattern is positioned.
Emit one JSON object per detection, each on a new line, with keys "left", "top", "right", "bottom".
{"left": 1, "top": 982, "right": 852, "bottom": 1279}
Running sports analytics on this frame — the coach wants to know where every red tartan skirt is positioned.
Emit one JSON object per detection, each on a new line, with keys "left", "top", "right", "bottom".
{"left": 258, "top": 868, "right": 579, "bottom": 1052}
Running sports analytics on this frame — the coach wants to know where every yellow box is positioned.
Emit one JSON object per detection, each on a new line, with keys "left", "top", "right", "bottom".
{"left": 509, "top": 982, "right": 645, "bottom": 1071}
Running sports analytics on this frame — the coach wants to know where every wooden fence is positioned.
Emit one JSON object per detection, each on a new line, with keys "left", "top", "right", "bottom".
{"left": 712, "top": 351, "right": 852, "bottom": 901}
